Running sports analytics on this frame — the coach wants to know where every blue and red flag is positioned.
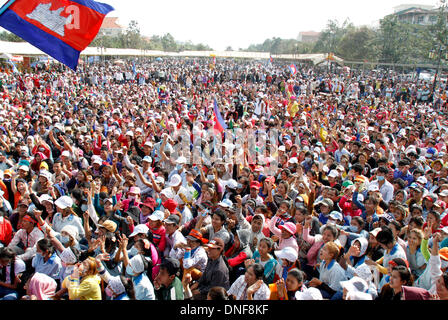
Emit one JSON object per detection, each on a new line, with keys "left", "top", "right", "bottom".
{"left": 213, "top": 98, "right": 227, "bottom": 133}
{"left": 289, "top": 63, "right": 297, "bottom": 75}
{"left": 0, "top": 0, "right": 114, "bottom": 71}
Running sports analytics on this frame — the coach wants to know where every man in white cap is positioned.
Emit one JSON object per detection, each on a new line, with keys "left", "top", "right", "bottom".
{"left": 161, "top": 174, "right": 190, "bottom": 204}
{"left": 167, "top": 156, "right": 188, "bottom": 186}
{"left": 163, "top": 214, "right": 187, "bottom": 260}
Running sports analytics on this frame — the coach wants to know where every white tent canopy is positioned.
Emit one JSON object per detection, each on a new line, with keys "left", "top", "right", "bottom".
{"left": 0, "top": 40, "right": 344, "bottom": 65}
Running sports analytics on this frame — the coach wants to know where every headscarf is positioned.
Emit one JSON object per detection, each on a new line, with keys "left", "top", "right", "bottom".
{"left": 354, "top": 237, "right": 369, "bottom": 257}
{"left": 232, "top": 229, "right": 253, "bottom": 260}
{"left": 249, "top": 214, "right": 266, "bottom": 251}
{"left": 61, "top": 225, "right": 79, "bottom": 241}
{"left": 236, "top": 229, "right": 251, "bottom": 250}
{"left": 28, "top": 273, "right": 57, "bottom": 300}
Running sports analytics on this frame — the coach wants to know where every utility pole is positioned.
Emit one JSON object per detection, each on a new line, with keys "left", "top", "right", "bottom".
{"left": 431, "top": 43, "right": 443, "bottom": 98}
{"left": 432, "top": 0, "right": 447, "bottom": 103}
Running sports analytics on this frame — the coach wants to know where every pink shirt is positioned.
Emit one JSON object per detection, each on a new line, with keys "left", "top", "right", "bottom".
{"left": 269, "top": 216, "right": 298, "bottom": 252}
{"left": 302, "top": 227, "right": 324, "bottom": 267}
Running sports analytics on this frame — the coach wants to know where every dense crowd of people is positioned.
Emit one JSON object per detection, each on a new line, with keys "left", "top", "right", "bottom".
{"left": 0, "top": 56, "right": 447, "bottom": 301}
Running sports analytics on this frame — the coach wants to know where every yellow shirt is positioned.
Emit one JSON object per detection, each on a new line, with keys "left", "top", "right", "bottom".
{"left": 64, "top": 274, "right": 102, "bottom": 300}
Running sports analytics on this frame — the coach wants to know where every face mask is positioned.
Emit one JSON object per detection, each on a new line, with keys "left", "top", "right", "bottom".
{"left": 60, "top": 236, "right": 70, "bottom": 245}
{"left": 207, "top": 175, "right": 215, "bottom": 181}
{"left": 348, "top": 225, "right": 358, "bottom": 233}
{"left": 128, "top": 246, "right": 138, "bottom": 258}
{"left": 128, "top": 196, "right": 136, "bottom": 201}
{"left": 377, "top": 175, "right": 385, "bottom": 181}
{"left": 176, "top": 164, "right": 182, "bottom": 171}
{"left": 81, "top": 204, "right": 88, "bottom": 212}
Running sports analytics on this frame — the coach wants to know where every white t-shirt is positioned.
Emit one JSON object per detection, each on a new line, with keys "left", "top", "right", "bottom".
{"left": 3, "top": 258, "right": 26, "bottom": 284}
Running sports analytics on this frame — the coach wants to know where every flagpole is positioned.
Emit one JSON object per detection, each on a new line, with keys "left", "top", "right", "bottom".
{"left": 0, "top": 0, "right": 16, "bottom": 17}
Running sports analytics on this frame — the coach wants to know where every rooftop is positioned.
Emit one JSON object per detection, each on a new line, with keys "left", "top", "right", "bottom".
{"left": 100, "top": 17, "right": 123, "bottom": 29}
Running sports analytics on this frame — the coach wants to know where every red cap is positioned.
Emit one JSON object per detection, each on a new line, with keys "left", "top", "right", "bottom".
{"left": 250, "top": 181, "right": 261, "bottom": 190}
{"left": 141, "top": 197, "right": 156, "bottom": 210}
{"left": 162, "top": 199, "right": 178, "bottom": 213}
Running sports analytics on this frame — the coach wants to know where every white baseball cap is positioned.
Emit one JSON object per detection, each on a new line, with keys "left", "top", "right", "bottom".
{"left": 55, "top": 196, "right": 73, "bottom": 209}
{"left": 148, "top": 210, "right": 165, "bottom": 221}
{"left": 39, "top": 170, "right": 52, "bottom": 180}
{"left": 218, "top": 199, "right": 233, "bottom": 208}
{"left": 39, "top": 194, "right": 53, "bottom": 204}
{"left": 328, "top": 170, "right": 339, "bottom": 178}
{"left": 142, "top": 156, "right": 152, "bottom": 163}
{"left": 167, "top": 174, "right": 182, "bottom": 187}
{"left": 61, "top": 150, "right": 71, "bottom": 158}
{"left": 225, "top": 179, "right": 238, "bottom": 189}
{"left": 129, "top": 224, "right": 149, "bottom": 238}
{"left": 175, "top": 156, "right": 187, "bottom": 164}
{"left": 19, "top": 165, "right": 29, "bottom": 172}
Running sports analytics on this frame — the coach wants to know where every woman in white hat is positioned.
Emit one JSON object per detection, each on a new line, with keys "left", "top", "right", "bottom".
{"left": 118, "top": 235, "right": 155, "bottom": 300}
{"left": 30, "top": 193, "right": 56, "bottom": 226}
{"left": 44, "top": 196, "right": 85, "bottom": 243}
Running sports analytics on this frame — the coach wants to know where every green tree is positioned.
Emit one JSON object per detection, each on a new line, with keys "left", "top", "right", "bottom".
{"left": 0, "top": 31, "right": 25, "bottom": 42}
{"left": 161, "top": 33, "right": 178, "bottom": 51}
{"left": 123, "top": 20, "right": 142, "bottom": 49}
{"left": 313, "top": 19, "right": 354, "bottom": 55}
{"left": 338, "top": 26, "right": 378, "bottom": 61}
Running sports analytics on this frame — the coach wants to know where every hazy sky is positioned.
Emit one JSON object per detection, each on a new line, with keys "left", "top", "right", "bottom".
{"left": 1, "top": 0, "right": 441, "bottom": 50}
{"left": 102, "top": 0, "right": 440, "bottom": 50}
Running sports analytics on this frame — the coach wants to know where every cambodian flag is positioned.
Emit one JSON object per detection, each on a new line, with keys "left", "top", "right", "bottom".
{"left": 0, "top": 0, "right": 114, "bottom": 71}
{"left": 213, "top": 98, "right": 227, "bottom": 133}
{"left": 289, "top": 64, "right": 297, "bottom": 75}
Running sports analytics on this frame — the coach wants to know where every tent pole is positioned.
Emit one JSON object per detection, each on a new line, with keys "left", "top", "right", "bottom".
{"left": 0, "top": 0, "right": 17, "bottom": 17}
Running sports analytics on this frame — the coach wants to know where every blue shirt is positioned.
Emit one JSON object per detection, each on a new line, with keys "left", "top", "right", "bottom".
{"left": 133, "top": 273, "right": 155, "bottom": 300}
{"left": 32, "top": 253, "right": 62, "bottom": 280}
{"left": 393, "top": 169, "right": 414, "bottom": 186}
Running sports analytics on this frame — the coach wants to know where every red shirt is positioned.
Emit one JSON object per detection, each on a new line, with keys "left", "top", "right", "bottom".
{"left": 146, "top": 224, "right": 166, "bottom": 253}
{"left": 0, "top": 217, "right": 13, "bottom": 246}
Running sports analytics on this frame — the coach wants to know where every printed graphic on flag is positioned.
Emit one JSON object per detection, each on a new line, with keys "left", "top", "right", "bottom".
{"left": 289, "top": 64, "right": 297, "bottom": 75}
{"left": 0, "top": 0, "right": 114, "bottom": 70}
{"left": 213, "top": 98, "right": 227, "bottom": 133}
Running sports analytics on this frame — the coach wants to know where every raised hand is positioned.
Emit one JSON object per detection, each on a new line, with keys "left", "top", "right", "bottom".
{"left": 235, "top": 195, "right": 242, "bottom": 208}
{"left": 276, "top": 278, "right": 286, "bottom": 299}
{"left": 247, "top": 279, "right": 263, "bottom": 296}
